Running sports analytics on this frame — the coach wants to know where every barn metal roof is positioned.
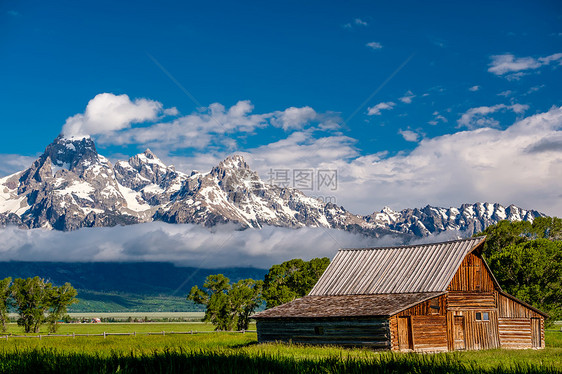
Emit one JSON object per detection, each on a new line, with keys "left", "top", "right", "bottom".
{"left": 252, "top": 292, "right": 445, "bottom": 319}
{"left": 308, "top": 236, "right": 486, "bottom": 296}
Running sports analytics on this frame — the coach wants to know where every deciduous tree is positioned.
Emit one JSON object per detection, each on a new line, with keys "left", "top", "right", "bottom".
{"left": 188, "top": 275, "right": 262, "bottom": 331}
{"left": 46, "top": 282, "right": 78, "bottom": 332}
{"left": 477, "top": 217, "right": 562, "bottom": 323}
{"left": 0, "top": 277, "right": 11, "bottom": 332}
{"left": 230, "top": 279, "right": 263, "bottom": 331}
{"left": 10, "top": 277, "right": 52, "bottom": 333}
{"left": 262, "top": 257, "right": 330, "bottom": 309}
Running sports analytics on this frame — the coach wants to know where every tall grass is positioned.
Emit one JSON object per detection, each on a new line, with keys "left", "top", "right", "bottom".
{"left": 0, "top": 348, "right": 558, "bottom": 374}
{"left": 0, "top": 324, "right": 559, "bottom": 373}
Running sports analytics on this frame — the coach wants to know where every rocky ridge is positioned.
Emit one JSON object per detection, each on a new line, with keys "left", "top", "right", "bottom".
{"left": 0, "top": 136, "right": 544, "bottom": 237}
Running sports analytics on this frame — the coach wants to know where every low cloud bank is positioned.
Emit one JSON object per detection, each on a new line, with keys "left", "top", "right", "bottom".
{"left": 0, "top": 223, "right": 417, "bottom": 268}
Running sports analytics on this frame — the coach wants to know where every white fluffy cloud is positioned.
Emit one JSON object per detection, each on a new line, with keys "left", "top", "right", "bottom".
{"left": 99, "top": 101, "right": 327, "bottom": 152}
{"left": 367, "top": 102, "right": 395, "bottom": 115}
{"left": 488, "top": 53, "right": 562, "bottom": 78}
{"left": 399, "top": 91, "right": 415, "bottom": 104}
{"left": 457, "top": 104, "right": 529, "bottom": 129}
{"left": 116, "top": 100, "right": 267, "bottom": 150}
{"left": 428, "top": 111, "right": 448, "bottom": 126}
{"left": 270, "top": 106, "right": 317, "bottom": 131}
{"left": 62, "top": 93, "right": 165, "bottom": 137}
{"left": 242, "top": 131, "right": 358, "bottom": 171}
{"left": 469, "top": 85, "right": 480, "bottom": 92}
{"left": 328, "top": 106, "right": 562, "bottom": 216}
{"left": 366, "top": 42, "right": 383, "bottom": 50}
{"left": 398, "top": 129, "right": 420, "bottom": 142}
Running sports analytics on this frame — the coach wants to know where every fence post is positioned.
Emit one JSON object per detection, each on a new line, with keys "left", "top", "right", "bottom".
{"left": 103, "top": 332, "right": 106, "bottom": 339}
{"left": 39, "top": 335, "right": 42, "bottom": 340}
{"left": 162, "top": 331, "right": 165, "bottom": 336}
{"left": 134, "top": 331, "right": 136, "bottom": 337}
{"left": 73, "top": 332, "right": 75, "bottom": 339}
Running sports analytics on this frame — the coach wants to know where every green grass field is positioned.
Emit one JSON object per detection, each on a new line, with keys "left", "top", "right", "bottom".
{"left": 0, "top": 322, "right": 560, "bottom": 373}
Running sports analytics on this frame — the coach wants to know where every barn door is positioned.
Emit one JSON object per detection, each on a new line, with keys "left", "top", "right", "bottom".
{"left": 397, "top": 316, "right": 413, "bottom": 351}
{"left": 531, "top": 318, "right": 541, "bottom": 348}
{"left": 453, "top": 316, "right": 466, "bottom": 350}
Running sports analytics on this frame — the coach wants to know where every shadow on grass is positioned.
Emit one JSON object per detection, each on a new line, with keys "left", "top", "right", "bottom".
{"left": 229, "top": 341, "right": 260, "bottom": 349}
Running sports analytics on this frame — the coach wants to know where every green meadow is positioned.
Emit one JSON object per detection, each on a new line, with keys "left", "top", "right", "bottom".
{"left": 0, "top": 322, "right": 560, "bottom": 373}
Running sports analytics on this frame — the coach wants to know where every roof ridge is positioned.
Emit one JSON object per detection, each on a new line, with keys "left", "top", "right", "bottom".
{"left": 302, "top": 291, "right": 445, "bottom": 297}
{"left": 339, "top": 235, "right": 486, "bottom": 252}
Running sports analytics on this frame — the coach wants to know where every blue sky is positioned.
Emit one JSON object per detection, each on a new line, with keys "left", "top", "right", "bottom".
{"left": 1, "top": 0, "right": 562, "bottom": 215}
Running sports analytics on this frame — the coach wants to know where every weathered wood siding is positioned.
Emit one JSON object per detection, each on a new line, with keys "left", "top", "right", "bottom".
{"left": 448, "top": 292, "right": 496, "bottom": 309}
{"left": 496, "top": 293, "right": 545, "bottom": 349}
{"left": 445, "top": 256, "right": 501, "bottom": 352}
{"left": 498, "top": 318, "right": 533, "bottom": 349}
{"left": 396, "top": 294, "right": 447, "bottom": 317}
{"left": 390, "top": 295, "right": 448, "bottom": 352}
{"left": 256, "top": 318, "right": 390, "bottom": 348}
{"left": 411, "top": 316, "right": 448, "bottom": 352}
{"left": 497, "top": 292, "right": 543, "bottom": 319}
{"left": 445, "top": 310, "right": 501, "bottom": 350}
{"left": 447, "top": 253, "right": 495, "bottom": 292}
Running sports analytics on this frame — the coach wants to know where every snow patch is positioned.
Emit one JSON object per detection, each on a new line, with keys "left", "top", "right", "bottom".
{"left": 82, "top": 207, "right": 105, "bottom": 215}
{"left": 55, "top": 181, "right": 95, "bottom": 201}
{"left": 138, "top": 153, "right": 166, "bottom": 168}
{"left": 63, "top": 135, "right": 90, "bottom": 141}
{"left": 0, "top": 195, "right": 28, "bottom": 215}
{"left": 117, "top": 183, "right": 151, "bottom": 212}
{"left": 143, "top": 184, "right": 164, "bottom": 194}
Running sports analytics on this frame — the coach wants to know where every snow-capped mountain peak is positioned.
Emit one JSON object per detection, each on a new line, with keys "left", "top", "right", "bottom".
{"left": 364, "top": 202, "right": 543, "bottom": 237}
{"left": 218, "top": 154, "right": 249, "bottom": 170}
{"left": 43, "top": 135, "right": 99, "bottom": 173}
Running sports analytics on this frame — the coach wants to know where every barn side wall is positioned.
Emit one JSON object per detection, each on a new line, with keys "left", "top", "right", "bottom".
{"left": 390, "top": 295, "right": 448, "bottom": 352}
{"left": 256, "top": 318, "right": 390, "bottom": 348}
{"left": 497, "top": 293, "right": 545, "bottom": 349}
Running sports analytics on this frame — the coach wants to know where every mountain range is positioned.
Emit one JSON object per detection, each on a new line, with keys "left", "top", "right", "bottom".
{"left": 0, "top": 135, "right": 544, "bottom": 238}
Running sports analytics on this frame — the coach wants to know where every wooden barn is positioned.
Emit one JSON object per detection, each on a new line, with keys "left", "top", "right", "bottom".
{"left": 253, "top": 237, "right": 547, "bottom": 351}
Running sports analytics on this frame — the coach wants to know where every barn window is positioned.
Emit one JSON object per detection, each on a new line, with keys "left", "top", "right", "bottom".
{"left": 475, "top": 312, "right": 489, "bottom": 321}
{"left": 314, "top": 326, "right": 324, "bottom": 335}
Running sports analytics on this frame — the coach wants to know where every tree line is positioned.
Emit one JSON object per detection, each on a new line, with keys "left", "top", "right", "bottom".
{"left": 477, "top": 216, "right": 562, "bottom": 323}
{"left": 188, "top": 258, "right": 330, "bottom": 331}
{"left": 0, "top": 277, "right": 77, "bottom": 333}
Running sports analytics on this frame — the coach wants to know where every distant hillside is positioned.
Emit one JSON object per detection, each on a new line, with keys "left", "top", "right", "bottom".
{"left": 0, "top": 262, "right": 267, "bottom": 312}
